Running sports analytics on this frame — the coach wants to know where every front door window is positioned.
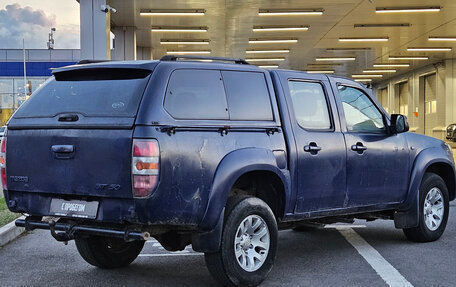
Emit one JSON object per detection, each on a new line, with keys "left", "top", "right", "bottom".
{"left": 338, "top": 86, "right": 385, "bottom": 134}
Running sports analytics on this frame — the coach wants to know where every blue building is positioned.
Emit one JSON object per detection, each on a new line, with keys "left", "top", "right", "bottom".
{"left": 0, "top": 49, "right": 79, "bottom": 124}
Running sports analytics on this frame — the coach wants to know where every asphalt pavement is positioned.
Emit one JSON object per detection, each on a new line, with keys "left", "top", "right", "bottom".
{"left": 0, "top": 203, "right": 455, "bottom": 287}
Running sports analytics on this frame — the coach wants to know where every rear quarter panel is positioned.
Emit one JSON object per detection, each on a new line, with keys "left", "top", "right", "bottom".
{"left": 133, "top": 62, "right": 288, "bottom": 229}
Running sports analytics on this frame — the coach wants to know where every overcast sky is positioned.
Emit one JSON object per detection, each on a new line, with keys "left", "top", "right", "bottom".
{"left": 0, "top": 0, "right": 80, "bottom": 49}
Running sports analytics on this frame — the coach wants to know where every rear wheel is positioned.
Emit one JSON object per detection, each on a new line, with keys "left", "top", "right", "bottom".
{"left": 205, "top": 196, "right": 278, "bottom": 287}
{"left": 75, "top": 236, "right": 145, "bottom": 269}
{"left": 403, "top": 173, "right": 449, "bottom": 242}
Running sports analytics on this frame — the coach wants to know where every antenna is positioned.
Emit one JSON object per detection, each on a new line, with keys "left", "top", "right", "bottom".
{"left": 47, "top": 27, "right": 56, "bottom": 49}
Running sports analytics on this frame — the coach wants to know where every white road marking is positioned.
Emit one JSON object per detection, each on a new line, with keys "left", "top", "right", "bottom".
{"left": 324, "top": 224, "right": 366, "bottom": 229}
{"left": 141, "top": 242, "right": 196, "bottom": 257}
{"left": 139, "top": 253, "right": 203, "bottom": 257}
{"left": 338, "top": 228, "right": 413, "bottom": 287}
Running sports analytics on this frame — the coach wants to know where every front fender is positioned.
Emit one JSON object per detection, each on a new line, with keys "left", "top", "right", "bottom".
{"left": 394, "top": 147, "right": 455, "bottom": 228}
{"left": 198, "top": 147, "right": 289, "bottom": 231}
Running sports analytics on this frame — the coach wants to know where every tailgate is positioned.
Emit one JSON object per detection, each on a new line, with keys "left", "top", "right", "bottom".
{"left": 4, "top": 66, "right": 153, "bottom": 199}
{"left": 6, "top": 128, "right": 134, "bottom": 198}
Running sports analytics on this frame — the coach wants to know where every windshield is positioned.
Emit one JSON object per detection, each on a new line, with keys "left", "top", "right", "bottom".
{"left": 14, "top": 70, "right": 150, "bottom": 118}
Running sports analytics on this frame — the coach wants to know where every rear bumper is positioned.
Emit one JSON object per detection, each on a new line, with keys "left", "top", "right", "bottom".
{"left": 4, "top": 190, "right": 204, "bottom": 228}
{"left": 16, "top": 217, "right": 150, "bottom": 242}
{"left": 5, "top": 190, "right": 138, "bottom": 224}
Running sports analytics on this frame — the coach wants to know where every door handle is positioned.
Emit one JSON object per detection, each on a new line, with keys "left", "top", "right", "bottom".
{"left": 58, "top": 114, "right": 79, "bottom": 122}
{"left": 351, "top": 142, "right": 367, "bottom": 154}
{"left": 51, "top": 145, "right": 74, "bottom": 153}
{"left": 304, "top": 142, "right": 321, "bottom": 154}
{"left": 51, "top": 145, "right": 75, "bottom": 159}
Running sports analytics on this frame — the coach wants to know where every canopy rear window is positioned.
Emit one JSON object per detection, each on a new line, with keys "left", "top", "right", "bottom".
{"left": 14, "top": 68, "right": 150, "bottom": 118}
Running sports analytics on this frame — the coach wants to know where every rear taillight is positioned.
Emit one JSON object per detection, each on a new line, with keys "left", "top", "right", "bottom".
{"left": 132, "top": 139, "right": 159, "bottom": 198}
{"left": 0, "top": 135, "right": 6, "bottom": 189}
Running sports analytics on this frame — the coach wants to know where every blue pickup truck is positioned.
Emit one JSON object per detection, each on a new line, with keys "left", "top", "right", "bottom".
{"left": 2, "top": 56, "right": 455, "bottom": 286}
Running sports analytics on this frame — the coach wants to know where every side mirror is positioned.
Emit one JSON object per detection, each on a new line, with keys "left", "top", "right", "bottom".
{"left": 390, "top": 114, "right": 409, "bottom": 134}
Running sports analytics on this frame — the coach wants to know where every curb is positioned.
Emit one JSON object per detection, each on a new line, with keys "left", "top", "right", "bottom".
{"left": 0, "top": 216, "right": 25, "bottom": 248}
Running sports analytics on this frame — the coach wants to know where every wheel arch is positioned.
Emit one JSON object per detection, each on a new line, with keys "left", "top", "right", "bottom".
{"left": 198, "top": 147, "right": 290, "bottom": 231}
{"left": 228, "top": 170, "right": 286, "bottom": 221}
{"left": 394, "top": 147, "right": 455, "bottom": 229}
{"left": 426, "top": 162, "right": 455, "bottom": 201}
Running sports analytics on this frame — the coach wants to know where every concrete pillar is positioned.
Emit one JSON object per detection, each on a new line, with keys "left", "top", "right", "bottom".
{"left": 112, "top": 27, "right": 137, "bottom": 61}
{"left": 445, "top": 59, "right": 456, "bottom": 126}
{"left": 136, "top": 47, "right": 154, "bottom": 60}
{"left": 80, "top": 0, "right": 110, "bottom": 60}
{"left": 435, "top": 63, "right": 446, "bottom": 140}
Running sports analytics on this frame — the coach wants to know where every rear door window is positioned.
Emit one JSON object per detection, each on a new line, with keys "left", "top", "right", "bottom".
{"left": 14, "top": 68, "right": 150, "bottom": 118}
{"left": 288, "top": 80, "right": 332, "bottom": 130}
{"left": 164, "top": 69, "right": 229, "bottom": 120}
{"left": 222, "top": 71, "right": 273, "bottom": 121}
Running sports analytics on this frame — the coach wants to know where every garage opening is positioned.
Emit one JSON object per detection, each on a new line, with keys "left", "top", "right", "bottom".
{"left": 423, "top": 73, "right": 437, "bottom": 137}
{"left": 395, "top": 81, "right": 409, "bottom": 117}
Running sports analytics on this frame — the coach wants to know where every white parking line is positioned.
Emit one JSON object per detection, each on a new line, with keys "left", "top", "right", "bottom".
{"left": 324, "top": 224, "right": 366, "bottom": 229}
{"left": 141, "top": 241, "right": 199, "bottom": 257}
{"left": 338, "top": 228, "right": 413, "bottom": 287}
{"left": 139, "top": 253, "right": 203, "bottom": 257}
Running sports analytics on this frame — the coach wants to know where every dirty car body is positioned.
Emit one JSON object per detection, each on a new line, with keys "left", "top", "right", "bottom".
{"left": 3, "top": 56, "right": 455, "bottom": 286}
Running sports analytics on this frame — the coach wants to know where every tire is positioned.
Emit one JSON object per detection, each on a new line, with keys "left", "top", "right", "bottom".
{"left": 403, "top": 173, "right": 450, "bottom": 242}
{"left": 205, "top": 196, "right": 278, "bottom": 287}
{"left": 75, "top": 236, "right": 145, "bottom": 269}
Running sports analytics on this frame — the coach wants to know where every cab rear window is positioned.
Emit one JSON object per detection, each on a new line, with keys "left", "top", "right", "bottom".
{"left": 14, "top": 68, "right": 150, "bottom": 118}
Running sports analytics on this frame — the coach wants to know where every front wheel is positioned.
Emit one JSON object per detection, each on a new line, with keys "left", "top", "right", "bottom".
{"left": 75, "top": 236, "right": 145, "bottom": 269}
{"left": 205, "top": 196, "right": 278, "bottom": 287}
{"left": 403, "top": 173, "right": 450, "bottom": 242}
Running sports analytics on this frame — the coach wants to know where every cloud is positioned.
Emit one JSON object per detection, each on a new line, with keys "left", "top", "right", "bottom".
{"left": 4, "top": 3, "right": 55, "bottom": 26}
{"left": 0, "top": 3, "right": 79, "bottom": 49}
{"left": 54, "top": 24, "right": 80, "bottom": 49}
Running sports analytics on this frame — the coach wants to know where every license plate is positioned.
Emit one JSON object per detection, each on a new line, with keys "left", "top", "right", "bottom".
{"left": 49, "top": 199, "right": 99, "bottom": 219}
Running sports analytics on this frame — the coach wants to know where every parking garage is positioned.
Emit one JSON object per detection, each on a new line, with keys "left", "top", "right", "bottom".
{"left": 0, "top": 1, "right": 456, "bottom": 144}
{"left": 1, "top": 1, "right": 456, "bottom": 286}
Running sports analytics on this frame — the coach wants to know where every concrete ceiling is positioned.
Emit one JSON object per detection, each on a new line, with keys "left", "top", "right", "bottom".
{"left": 107, "top": 0, "right": 456, "bottom": 83}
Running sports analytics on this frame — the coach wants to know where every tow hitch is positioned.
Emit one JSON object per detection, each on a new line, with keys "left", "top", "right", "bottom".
{"left": 49, "top": 220, "right": 74, "bottom": 242}
{"left": 16, "top": 217, "right": 150, "bottom": 242}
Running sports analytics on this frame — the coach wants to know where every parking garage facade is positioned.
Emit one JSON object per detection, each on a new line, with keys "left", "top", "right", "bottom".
{"left": 1, "top": 0, "right": 456, "bottom": 145}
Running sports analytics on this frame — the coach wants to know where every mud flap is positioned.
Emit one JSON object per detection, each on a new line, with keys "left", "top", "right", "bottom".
{"left": 192, "top": 208, "right": 224, "bottom": 253}
{"left": 394, "top": 194, "right": 419, "bottom": 229}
